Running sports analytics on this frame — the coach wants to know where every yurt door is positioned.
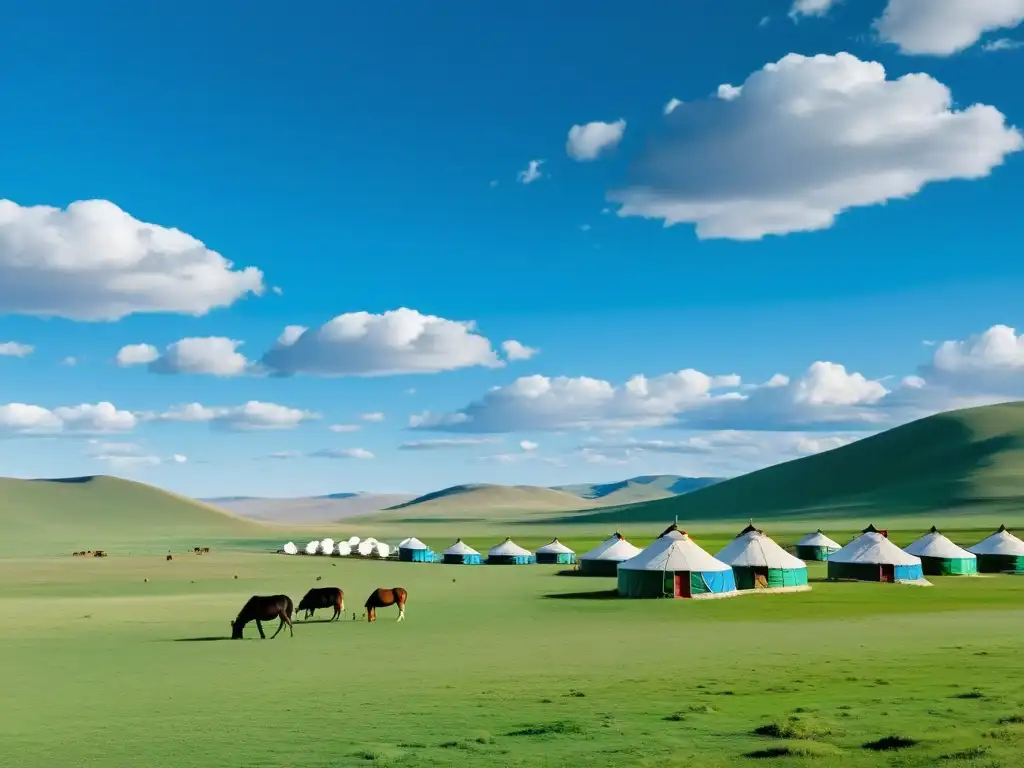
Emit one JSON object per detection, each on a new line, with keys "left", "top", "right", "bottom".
{"left": 673, "top": 573, "right": 691, "bottom": 598}
{"left": 753, "top": 568, "right": 769, "bottom": 589}
{"left": 880, "top": 564, "right": 895, "bottom": 583}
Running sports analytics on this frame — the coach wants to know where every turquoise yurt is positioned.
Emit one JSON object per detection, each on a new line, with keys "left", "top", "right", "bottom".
{"left": 535, "top": 539, "right": 576, "bottom": 565}
{"left": 714, "top": 524, "right": 810, "bottom": 591}
{"left": 441, "top": 539, "right": 481, "bottom": 565}
{"left": 794, "top": 529, "right": 841, "bottom": 561}
{"left": 398, "top": 537, "right": 434, "bottom": 563}
{"left": 903, "top": 527, "right": 977, "bottom": 575}
{"left": 486, "top": 538, "right": 534, "bottom": 565}
{"left": 617, "top": 529, "right": 737, "bottom": 599}
{"left": 827, "top": 525, "right": 929, "bottom": 584}
{"left": 968, "top": 526, "right": 1024, "bottom": 573}
{"left": 578, "top": 532, "right": 642, "bottom": 576}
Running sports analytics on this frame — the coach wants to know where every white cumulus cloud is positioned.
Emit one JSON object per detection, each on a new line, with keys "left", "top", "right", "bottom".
{"left": 259, "top": 308, "right": 504, "bottom": 376}
{"left": 116, "top": 344, "right": 159, "bottom": 366}
{"left": 139, "top": 401, "right": 318, "bottom": 431}
{"left": 875, "top": 0, "right": 1024, "bottom": 56}
{"left": 517, "top": 160, "right": 545, "bottom": 184}
{"left": 790, "top": 0, "right": 839, "bottom": 18}
{"left": 566, "top": 119, "right": 627, "bottom": 161}
{"left": 663, "top": 98, "right": 683, "bottom": 115}
{"left": 0, "top": 402, "right": 136, "bottom": 435}
{"left": 0, "top": 341, "right": 33, "bottom": 357}
{"left": 145, "top": 337, "right": 251, "bottom": 376}
{"left": 361, "top": 411, "right": 386, "bottom": 422}
{"left": 502, "top": 340, "right": 539, "bottom": 361}
{"left": 0, "top": 199, "right": 264, "bottom": 320}
{"left": 308, "top": 447, "right": 374, "bottom": 460}
{"left": 609, "top": 52, "right": 1022, "bottom": 240}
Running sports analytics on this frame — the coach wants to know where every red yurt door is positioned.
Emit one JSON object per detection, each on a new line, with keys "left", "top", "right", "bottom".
{"left": 673, "top": 573, "right": 691, "bottom": 598}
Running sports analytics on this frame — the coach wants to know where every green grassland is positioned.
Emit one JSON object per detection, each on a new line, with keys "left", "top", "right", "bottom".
{"left": 2, "top": 525, "right": 1024, "bottom": 768}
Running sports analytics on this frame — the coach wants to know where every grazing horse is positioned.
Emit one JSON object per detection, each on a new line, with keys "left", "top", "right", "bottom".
{"left": 297, "top": 587, "right": 345, "bottom": 621}
{"left": 230, "top": 595, "right": 294, "bottom": 639}
{"left": 364, "top": 587, "right": 407, "bottom": 623}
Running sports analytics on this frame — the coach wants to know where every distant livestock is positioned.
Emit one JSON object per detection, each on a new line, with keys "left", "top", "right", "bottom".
{"left": 193, "top": 547, "right": 210, "bottom": 554}
{"left": 166, "top": 554, "right": 173, "bottom": 561}
{"left": 231, "top": 595, "right": 294, "bottom": 639}
{"left": 298, "top": 587, "right": 345, "bottom": 621}
{"left": 364, "top": 587, "right": 407, "bottom": 623}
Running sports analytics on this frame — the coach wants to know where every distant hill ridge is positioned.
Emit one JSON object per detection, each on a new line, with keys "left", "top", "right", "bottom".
{"left": 557, "top": 401, "right": 1024, "bottom": 525}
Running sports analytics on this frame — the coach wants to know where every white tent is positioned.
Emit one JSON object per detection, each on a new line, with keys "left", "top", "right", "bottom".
{"left": 487, "top": 538, "right": 532, "bottom": 557}
{"left": 579, "top": 533, "right": 642, "bottom": 575}
{"left": 968, "top": 527, "right": 1024, "bottom": 557}
{"left": 716, "top": 529, "right": 805, "bottom": 569}
{"left": 282, "top": 541, "right": 298, "bottom": 555}
{"left": 794, "top": 530, "right": 841, "bottom": 549}
{"left": 374, "top": 542, "right": 391, "bottom": 558}
{"left": 399, "top": 537, "right": 428, "bottom": 550}
{"left": 442, "top": 540, "right": 480, "bottom": 557}
{"left": 304, "top": 540, "right": 320, "bottom": 555}
{"left": 905, "top": 530, "right": 975, "bottom": 559}
{"left": 828, "top": 528, "right": 929, "bottom": 584}
{"left": 347, "top": 536, "right": 361, "bottom": 547}
{"left": 319, "top": 538, "right": 335, "bottom": 555}
{"left": 333, "top": 542, "right": 349, "bottom": 556}
{"left": 357, "top": 540, "right": 374, "bottom": 556}
{"left": 536, "top": 539, "right": 575, "bottom": 555}
{"left": 623, "top": 531, "right": 733, "bottom": 574}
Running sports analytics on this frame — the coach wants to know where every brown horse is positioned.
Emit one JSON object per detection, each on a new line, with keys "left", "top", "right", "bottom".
{"left": 364, "top": 587, "right": 407, "bottom": 622}
{"left": 230, "top": 595, "right": 294, "bottom": 639}
{"left": 298, "top": 587, "right": 345, "bottom": 621}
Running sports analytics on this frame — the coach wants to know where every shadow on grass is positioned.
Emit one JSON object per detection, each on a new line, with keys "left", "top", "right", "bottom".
{"left": 542, "top": 590, "right": 619, "bottom": 601}
{"left": 294, "top": 618, "right": 340, "bottom": 625}
{"left": 173, "top": 636, "right": 233, "bottom": 642}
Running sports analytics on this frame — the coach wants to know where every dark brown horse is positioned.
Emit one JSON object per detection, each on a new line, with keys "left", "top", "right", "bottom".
{"left": 298, "top": 587, "right": 345, "bottom": 621}
{"left": 364, "top": 587, "right": 407, "bottom": 622}
{"left": 230, "top": 595, "right": 294, "bottom": 639}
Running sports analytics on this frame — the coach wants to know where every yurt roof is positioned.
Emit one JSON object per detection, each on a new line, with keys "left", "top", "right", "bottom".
{"left": 904, "top": 527, "right": 976, "bottom": 560}
{"left": 828, "top": 530, "right": 921, "bottom": 566}
{"left": 535, "top": 538, "right": 575, "bottom": 555}
{"left": 968, "top": 525, "right": 1024, "bottom": 556}
{"left": 399, "top": 537, "right": 428, "bottom": 550}
{"left": 283, "top": 541, "right": 298, "bottom": 554}
{"left": 620, "top": 530, "right": 731, "bottom": 573}
{"left": 442, "top": 538, "right": 480, "bottom": 556}
{"left": 715, "top": 528, "right": 807, "bottom": 569}
{"left": 580, "top": 532, "right": 642, "bottom": 561}
{"left": 487, "top": 537, "right": 532, "bottom": 557}
{"left": 794, "top": 529, "right": 841, "bottom": 548}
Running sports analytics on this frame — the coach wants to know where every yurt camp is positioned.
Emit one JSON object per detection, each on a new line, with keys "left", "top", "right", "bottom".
{"left": 535, "top": 539, "right": 576, "bottom": 565}
{"left": 441, "top": 539, "right": 482, "bottom": 565}
{"left": 968, "top": 526, "right": 1024, "bottom": 573}
{"left": 618, "top": 529, "right": 737, "bottom": 599}
{"left": 827, "top": 525, "right": 929, "bottom": 584}
{"left": 714, "top": 524, "right": 809, "bottom": 591}
{"left": 578, "top": 532, "right": 642, "bottom": 576}
{"left": 486, "top": 538, "right": 534, "bottom": 565}
{"left": 794, "top": 530, "right": 841, "bottom": 561}
{"left": 398, "top": 537, "right": 434, "bottom": 562}
{"left": 904, "top": 527, "right": 977, "bottom": 575}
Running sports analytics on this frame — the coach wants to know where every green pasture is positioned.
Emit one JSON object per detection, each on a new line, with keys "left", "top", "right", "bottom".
{"left": 2, "top": 533, "right": 1024, "bottom": 768}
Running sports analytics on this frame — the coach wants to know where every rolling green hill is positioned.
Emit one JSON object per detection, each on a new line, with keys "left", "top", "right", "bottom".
{"left": 366, "top": 483, "right": 596, "bottom": 522}
{"left": 0, "top": 475, "right": 265, "bottom": 556}
{"left": 557, "top": 401, "right": 1024, "bottom": 525}
{"left": 556, "top": 474, "right": 722, "bottom": 505}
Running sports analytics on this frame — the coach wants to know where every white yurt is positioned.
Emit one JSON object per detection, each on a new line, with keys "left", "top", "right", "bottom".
{"left": 535, "top": 539, "right": 577, "bottom": 565}
{"left": 282, "top": 541, "right": 298, "bottom": 555}
{"left": 714, "top": 524, "right": 810, "bottom": 591}
{"left": 304, "top": 540, "right": 320, "bottom": 555}
{"left": 332, "top": 541, "right": 349, "bottom": 556}
{"left": 618, "top": 530, "right": 737, "bottom": 599}
{"left": 486, "top": 537, "right": 534, "bottom": 565}
{"left": 794, "top": 530, "right": 841, "bottom": 561}
{"left": 398, "top": 537, "right": 434, "bottom": 562}
{"left": 827, "top": 525, "right": 929, "bottom": 584}
{"left": 968, "top": 525, "right": 1024, "bottom": 573}
{"left": 579, "top": 532, "right": 642, "bottom": 576}
{"left": 374, "top": 542, "right": 391, "bottom": 559}
{"left": 904, "top": 526, "right": 977, "bottom": 576}
{"left": 319, "top": 537, "right": 335, "bottom": 555}
{"left": 347, "top": 536, "right": 361, "bottom": 548}
{"left": 441, "top": 539, "right": 482, "bottom": 564}
{"left": 357, "top": 540, "right": 375, "bottom": 557}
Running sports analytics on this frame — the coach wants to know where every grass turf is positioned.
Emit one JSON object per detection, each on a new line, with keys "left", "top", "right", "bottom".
{"left": 2, "top": 530, "right": 1023, "bottom": 767}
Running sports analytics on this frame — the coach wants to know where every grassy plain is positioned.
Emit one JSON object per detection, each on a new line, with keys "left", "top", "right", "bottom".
{"left": 2, "top": 526, "right": 1024, "bottom": 768}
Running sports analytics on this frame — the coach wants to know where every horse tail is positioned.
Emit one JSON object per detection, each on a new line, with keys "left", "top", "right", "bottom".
{"left": 284, "top": 595, "right": 294, "bottom": 619}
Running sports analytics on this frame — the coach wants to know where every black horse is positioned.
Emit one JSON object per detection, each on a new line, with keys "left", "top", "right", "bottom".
{"left": 298, "top": 587, "right": 345, "bottom": 621}
{"left": 230, "top": 595, "right": 294, "bottom": 639}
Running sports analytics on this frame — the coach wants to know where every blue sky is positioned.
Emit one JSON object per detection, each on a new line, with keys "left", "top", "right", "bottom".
{"left": 1, "top": 0, "right": 1023, "bottom": 497}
